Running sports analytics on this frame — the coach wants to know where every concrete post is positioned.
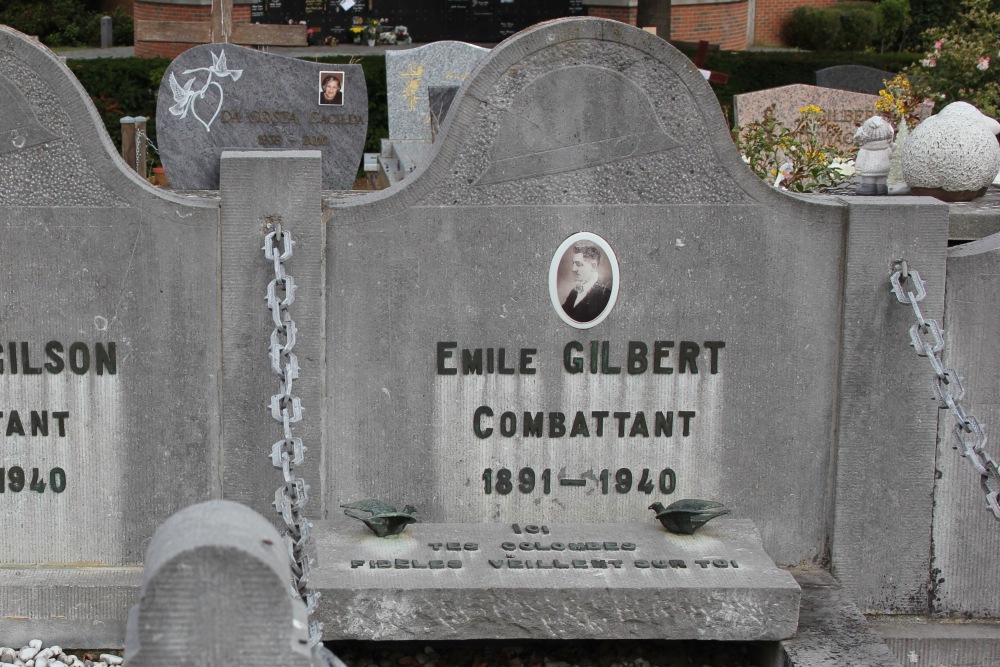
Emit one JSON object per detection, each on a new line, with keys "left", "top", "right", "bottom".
{"left": 100, "top": 15, "right": 113, "bottom": 48}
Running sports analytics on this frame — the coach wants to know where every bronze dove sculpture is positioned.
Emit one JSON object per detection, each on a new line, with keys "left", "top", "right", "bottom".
{"left": 341, "top": 499, "right": 417, "bottom": 537}
{"left": 649, "top": 499, "right": 730, "bottom": 535}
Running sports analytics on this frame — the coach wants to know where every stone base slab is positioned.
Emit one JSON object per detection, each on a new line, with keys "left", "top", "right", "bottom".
{"left": 311, "top": 519, "right": 800, "bottom": 641}
{"left": 0, "top": 519, "right": 798, "bottom": 646}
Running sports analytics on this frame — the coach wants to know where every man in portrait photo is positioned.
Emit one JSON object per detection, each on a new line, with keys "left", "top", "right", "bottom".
{"left": 561, "top": 243, "right": 613, "bottom": 323}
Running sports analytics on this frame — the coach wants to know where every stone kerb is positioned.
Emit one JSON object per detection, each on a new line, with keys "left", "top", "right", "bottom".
{"left": 325, "top": 18, "right": 848, "bottom": 569}
{"left": 0, "top": 25, "right": 219, "bottom": 573}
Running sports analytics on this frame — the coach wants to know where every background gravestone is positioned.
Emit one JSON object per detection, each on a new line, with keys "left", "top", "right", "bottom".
{"left": 379, "top": 41, "right": 489, "bottom": 185}
{"left": 156, "top": 44, "right": 366, "bottom": 190}
{"left": 385, "top": 40, "right": 489, "bottom": 141}
{"left": 734, "top": 83, "right": 878, "bottom": 151}
{"left": 816, "top": 65, "right": 895, "bottom": 95}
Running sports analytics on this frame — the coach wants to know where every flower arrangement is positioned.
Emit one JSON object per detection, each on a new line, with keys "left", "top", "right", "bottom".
{"left": 364, "top": 18, "right": 380, "bottom": 42}
{"left": 875, "top": 74, "right": 925, "bottom": 130}
{"left": 905, "top": 0, "right": 1000, "bottom": 118}
{"left": 733, "top": 104, "right": 856, "bottom": 192}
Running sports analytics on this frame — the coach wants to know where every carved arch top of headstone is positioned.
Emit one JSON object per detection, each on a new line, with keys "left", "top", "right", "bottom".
{"left": 0, "top": 25, "right": 215, "bottom": 209}
{"left": 338, "top": 18, "right": 821, "bottom": 216}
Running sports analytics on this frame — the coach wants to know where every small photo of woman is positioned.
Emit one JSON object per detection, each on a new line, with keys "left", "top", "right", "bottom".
{"left": 319, "top": 71, "right": 344, "bottom": 106}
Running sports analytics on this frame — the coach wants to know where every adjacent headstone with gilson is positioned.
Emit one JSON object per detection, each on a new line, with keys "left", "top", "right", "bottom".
{"left": 156, "top": 44, "right": 367, "bottom": 190}
{"left": 734, "top": 83, "right": 878, "bottom": 151}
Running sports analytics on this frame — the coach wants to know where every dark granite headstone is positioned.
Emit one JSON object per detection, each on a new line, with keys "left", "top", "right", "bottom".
{"left": 427, "top": 85, "right": 460, "bottom": 142}
{"left": 816, "top": 65, "right": 895, "bottom": 95}
{"left": 156, "top": 44, "right": 367, "bottom": 190}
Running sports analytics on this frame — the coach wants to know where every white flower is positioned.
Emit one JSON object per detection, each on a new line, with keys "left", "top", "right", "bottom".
{"left": 829, "top": 158, "right": 856, "bottom": 178}
{"left": 922, "top": 57, "right": 937, "bottom": 68}
{"left": 978, "top": 56, "right": 990, "bottom": 72}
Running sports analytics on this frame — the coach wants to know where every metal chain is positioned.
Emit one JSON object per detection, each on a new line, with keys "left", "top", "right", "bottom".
{"left": 890, "top": 260, "right": 1000, "bottom": 520}
{"left": 263, "top": 219, "right": 325, "bottom": 647}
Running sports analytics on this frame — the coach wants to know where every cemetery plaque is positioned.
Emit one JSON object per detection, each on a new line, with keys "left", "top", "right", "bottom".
{"left": 385, "top": 41, "right": 489, "bottom": 141}
{"left": 156, "top": 44, "right": 367, "bottom": 190}
{"left": 734, "top": 83, "right": 879, "bottom": 152}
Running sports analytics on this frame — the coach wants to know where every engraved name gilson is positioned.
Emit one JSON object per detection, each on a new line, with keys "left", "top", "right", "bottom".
{"left": 2, "top": 341, "right": 118, "bottom": 497}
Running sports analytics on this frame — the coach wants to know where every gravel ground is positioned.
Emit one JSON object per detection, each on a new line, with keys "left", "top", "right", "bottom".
{"left": 324, "top": 640, "right": 772, "bottom": 667}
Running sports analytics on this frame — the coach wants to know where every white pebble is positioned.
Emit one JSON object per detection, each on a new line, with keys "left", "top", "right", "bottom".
{"left": 1, "top": 661, "right": 17, "bottom": 667}
{"left": 26, "top": 644, "right": 40, "bottom": 651}
{"left": 18, "top": 649, "right": 37, "bottom": 662}
{"left": 46, "top": 652, "right": 58, "bottom": 660}
{"left": 34, "top": 658, "right": 48, "bottom": 667}
{"left": 51, "top": 662, "right": 67, "bottom": 667}
{"left": 36, "top": 650, "right": 54, "bottom": 661}
{"left": 100, "top": 656, "right": 123, "bottom": 666}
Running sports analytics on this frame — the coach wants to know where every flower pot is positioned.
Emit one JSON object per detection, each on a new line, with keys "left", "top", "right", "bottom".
{"left": 367, "top": 38, "right": 375, "bottom": 46}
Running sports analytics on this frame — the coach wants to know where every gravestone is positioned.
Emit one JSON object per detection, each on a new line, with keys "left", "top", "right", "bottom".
{"left": 816, "top": 65, "right": 894, "bottom": 95}
{"left": 385, "top": 40, "right": 489, "bottom": 141}
{"left": 734, "top": 83, "right": 878, "bottom": 151}
{"left": 156, "top": 43, "right": 367, "bottom": 190}
{"left": 379, "top": 41, "right": 489, "bottom": 185}
{"left": 5, "top": 17, "right": 1000, "bottom": 665}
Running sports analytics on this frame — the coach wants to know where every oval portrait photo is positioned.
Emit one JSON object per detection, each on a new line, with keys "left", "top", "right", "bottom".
{"left": 549, "top": 232, "right": 619, "bottom": 329}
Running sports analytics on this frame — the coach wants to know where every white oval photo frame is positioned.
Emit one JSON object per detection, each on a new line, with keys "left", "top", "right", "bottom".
{"left": 549, "top": 232, "right": 620, "bottom": 329}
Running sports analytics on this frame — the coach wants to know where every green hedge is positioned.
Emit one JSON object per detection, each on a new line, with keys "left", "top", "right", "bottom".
{"left": 67, "top": 49, "right": 917, "bottom": 167}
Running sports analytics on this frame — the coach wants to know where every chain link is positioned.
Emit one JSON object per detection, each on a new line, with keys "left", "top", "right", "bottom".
{"left": 263, "top": 220, "right": 325, "bottom": 647}
{"left": 891, "top": 261, "right": 1000, "bottom": 520}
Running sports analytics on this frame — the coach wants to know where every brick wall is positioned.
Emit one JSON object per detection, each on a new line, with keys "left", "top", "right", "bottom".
{"left": 586, "top": 0, "right": 845, "bottom": 48}
{"left": 134, "top": 1, "right": 251, "bottom": 59}
{"left": 671, "top": 2, "right": 748, "bottom": 50}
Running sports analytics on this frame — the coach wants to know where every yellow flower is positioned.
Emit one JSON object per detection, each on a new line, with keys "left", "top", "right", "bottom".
{"left": 798, "top": 104, "right": 824, "bottom": 115}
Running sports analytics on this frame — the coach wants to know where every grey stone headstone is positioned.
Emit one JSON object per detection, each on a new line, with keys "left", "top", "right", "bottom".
{"left": 125, "top": 500, "right": 314, "bottom": 667}
{"left": 100, "top": 15, "right": 113, "bottom": 49}
{"left": 0, "top": 24, "right": 219, "bottom": 575}
{"left": 329, "top": 19, "right": 847, "bottom": 571}
{"left": 156, "top": 44, "right": 366, "bottom": 190}
{"left": 734, "top": 83, "right": 878, "bottom": 152}
{"left": 385, "top": 41, "right": 489, "bottom": 141}
{"left": 816, "top": 65, "right": 894, "bottom": 95}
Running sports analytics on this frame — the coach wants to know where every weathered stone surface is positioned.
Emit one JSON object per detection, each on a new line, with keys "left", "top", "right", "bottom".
{"left": 734, "top": 83, "right": 878, "bottom": 151}
{"left": 125, "top": 500, "right": 313, "bottom": 667}
{"left": 219, "top": 150, "right": 325, "bottom": 522}
{"left": 385, "top": 41, "right": 488, "bottom": 141}
{"left": 156, "top": 44, "right": 366, "bottom": 190}
{"left": 328, "top": 19, "right": 845, "bottom": 572}
{"left": 0, "top": 25, "right": 220, "bottom": 568}
{"left": 872, "top": 615, "right": 1000, "bottom": 667}
{"left": 815, "top": 65, "right": 895, "bottom": 95}
{"left": 314, "top": 519, "right": 800, "bottom": 641}
{"left": 932, "top": 233, "right": 1000, "bottom": 618}
{"left": 831, "top": 197, "right": 948, "bottom": 614}
{"left": 782, "top": 570, "right": 901, "bottom": 667}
